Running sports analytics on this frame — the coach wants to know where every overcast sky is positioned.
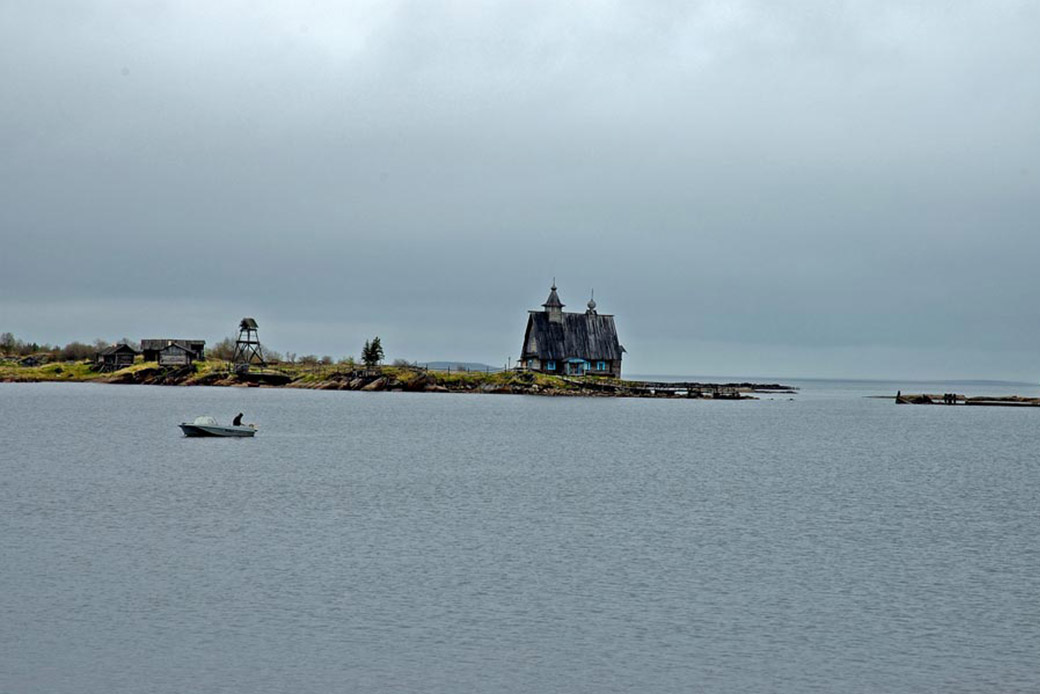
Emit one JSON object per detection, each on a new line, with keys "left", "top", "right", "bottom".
{"left": 2, "top": 1, "right": 1038, "bottom": 380}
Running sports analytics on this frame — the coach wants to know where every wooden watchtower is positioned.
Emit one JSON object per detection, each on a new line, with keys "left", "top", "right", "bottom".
{"left": 232, "top": 317, "right": 266, "bottom": 371}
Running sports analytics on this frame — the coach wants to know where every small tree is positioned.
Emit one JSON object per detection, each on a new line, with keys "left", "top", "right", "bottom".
{"left": 362, "top": 337, "right": 384, "bottom": 367}
{"left": 207, "top": 336, "right": 237, "bottom": 361}
{"left": 371, "top": 337, "right": 384, "bottom": 365}
{"left": 1, "top": 332, "right": 16, "bottom": 354}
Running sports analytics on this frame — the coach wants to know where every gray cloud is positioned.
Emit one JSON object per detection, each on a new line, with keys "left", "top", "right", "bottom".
{"left": 2, "top": 1, "right": 1039, "bottom": 379}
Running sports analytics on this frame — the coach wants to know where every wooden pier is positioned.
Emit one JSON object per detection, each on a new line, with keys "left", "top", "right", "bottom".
{"left": 895, "top": 393, "right": 1040, "bottom": 407}
{"left": 561, "top": 378, "right": 796, "bottom": 399}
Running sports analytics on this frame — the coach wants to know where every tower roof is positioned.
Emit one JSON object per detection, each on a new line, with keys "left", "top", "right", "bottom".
{"left": 542, "top": 283, "right": 564, "bottom": 309}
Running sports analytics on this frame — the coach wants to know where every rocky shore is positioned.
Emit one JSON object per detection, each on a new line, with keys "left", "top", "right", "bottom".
{"left": 895, "top": 392, "right": 1040, "bottom": 407}
{"left": 1, "top": 361, "right": 795, "bottom": 399}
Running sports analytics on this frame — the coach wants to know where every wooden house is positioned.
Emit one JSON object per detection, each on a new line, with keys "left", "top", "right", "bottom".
{"left": 157, "top": 342, "right": 196, "bottom": 367}
{"left": 520, "top": 283, "right": 624, "bottom": 377}
{"left": 96, "top": 343, "right": 138, "bottom": 371}
{"left": 141, "top": 339, "right": 206, "bottom": 362}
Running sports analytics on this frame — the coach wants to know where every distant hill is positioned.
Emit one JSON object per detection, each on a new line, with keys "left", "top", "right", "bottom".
{"left": 423, "top": 361, "right": 504, "bottom": 372}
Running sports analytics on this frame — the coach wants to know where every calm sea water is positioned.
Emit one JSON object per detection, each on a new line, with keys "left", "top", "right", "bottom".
{"left": 2, "top": 380, "right": 1039, "bottom": 693}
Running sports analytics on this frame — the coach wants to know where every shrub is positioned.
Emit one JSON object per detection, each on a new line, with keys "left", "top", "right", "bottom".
{"left": 59, "top": 341, "right": 94, "bottom": 361}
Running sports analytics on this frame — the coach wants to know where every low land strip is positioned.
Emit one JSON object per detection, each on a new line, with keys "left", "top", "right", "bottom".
{"left": 0, "top": 360, "right": 794, "bottom": 398}
{"left": 895, "top": 393, "right": 1040, "bottom": 407}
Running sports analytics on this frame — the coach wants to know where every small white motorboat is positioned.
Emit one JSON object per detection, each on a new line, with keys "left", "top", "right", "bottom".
{"left": 179, "top": 416, "right": 257, "bottom": 437}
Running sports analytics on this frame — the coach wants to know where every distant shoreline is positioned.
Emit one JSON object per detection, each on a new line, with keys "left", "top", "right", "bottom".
{"left": 0, "top": 361, "right": 795, "bottom": 399}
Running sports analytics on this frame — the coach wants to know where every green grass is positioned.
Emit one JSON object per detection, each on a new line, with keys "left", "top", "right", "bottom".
{"left": 1, "top": 358, "right": 210, "bottom": 383}
{"left": 0, "top": 359, "right": 101, "bottom": 382}
{"left": 0, "top": 357, "right": 603, "bottom": 393}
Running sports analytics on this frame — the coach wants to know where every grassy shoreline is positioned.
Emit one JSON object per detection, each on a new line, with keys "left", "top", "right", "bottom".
{"left": 0, "top": 360, "right": 640, "bottom": 396}
{"left": 1, "top": 359, "right": 793, "bottom": 398}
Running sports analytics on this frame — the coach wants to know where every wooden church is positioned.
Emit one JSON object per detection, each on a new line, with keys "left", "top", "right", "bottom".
{"left": 520, "top": 283, "right": 624, "bottom": 377}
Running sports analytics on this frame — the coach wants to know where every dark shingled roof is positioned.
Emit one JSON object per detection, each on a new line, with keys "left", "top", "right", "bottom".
{"left": 99, "top": 343, "right": 138, "bottom": 356}
{"left": 159, "top": 343, "right": 193, "bottom": 353}
{"left": 522, "top": 311, "right": 622, "bottom": 361}
{"left": 141, "top": 339, "right": 205, "bottom": 351}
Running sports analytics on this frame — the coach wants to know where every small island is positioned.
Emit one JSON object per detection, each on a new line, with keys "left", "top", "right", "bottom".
{"left": 0, "top": 357, "right": 794, "bottom": 399}
{"left": 1, "top": 300, "right": 797, "bottom": 399}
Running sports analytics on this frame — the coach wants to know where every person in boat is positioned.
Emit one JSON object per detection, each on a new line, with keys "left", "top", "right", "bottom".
{"left": 233, "top": 412, "right": 244, "bottom": 426}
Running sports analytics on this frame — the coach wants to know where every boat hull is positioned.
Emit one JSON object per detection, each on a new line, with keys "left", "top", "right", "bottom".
{"left": 179, "top": 424, "right": 256, "bottom": 437}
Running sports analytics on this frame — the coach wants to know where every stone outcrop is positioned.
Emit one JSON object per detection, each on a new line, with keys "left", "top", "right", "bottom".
{"left": 361, "top": 377, "right": 388, "bottom": 391}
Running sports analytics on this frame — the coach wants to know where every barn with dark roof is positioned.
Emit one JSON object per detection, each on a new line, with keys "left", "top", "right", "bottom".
{"left": 520, "top": 283, "right": 624, "bottom": 378}
{"left": 140, "top": 339, "right": 206, "bottom": 362}
{"left": 95, "top": 343, "right": 138, "bottom": 372}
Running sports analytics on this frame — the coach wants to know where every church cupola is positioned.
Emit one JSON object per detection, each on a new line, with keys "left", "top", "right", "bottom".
{"left": 543, "top": 281, "right": 564, "bottom": 323}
